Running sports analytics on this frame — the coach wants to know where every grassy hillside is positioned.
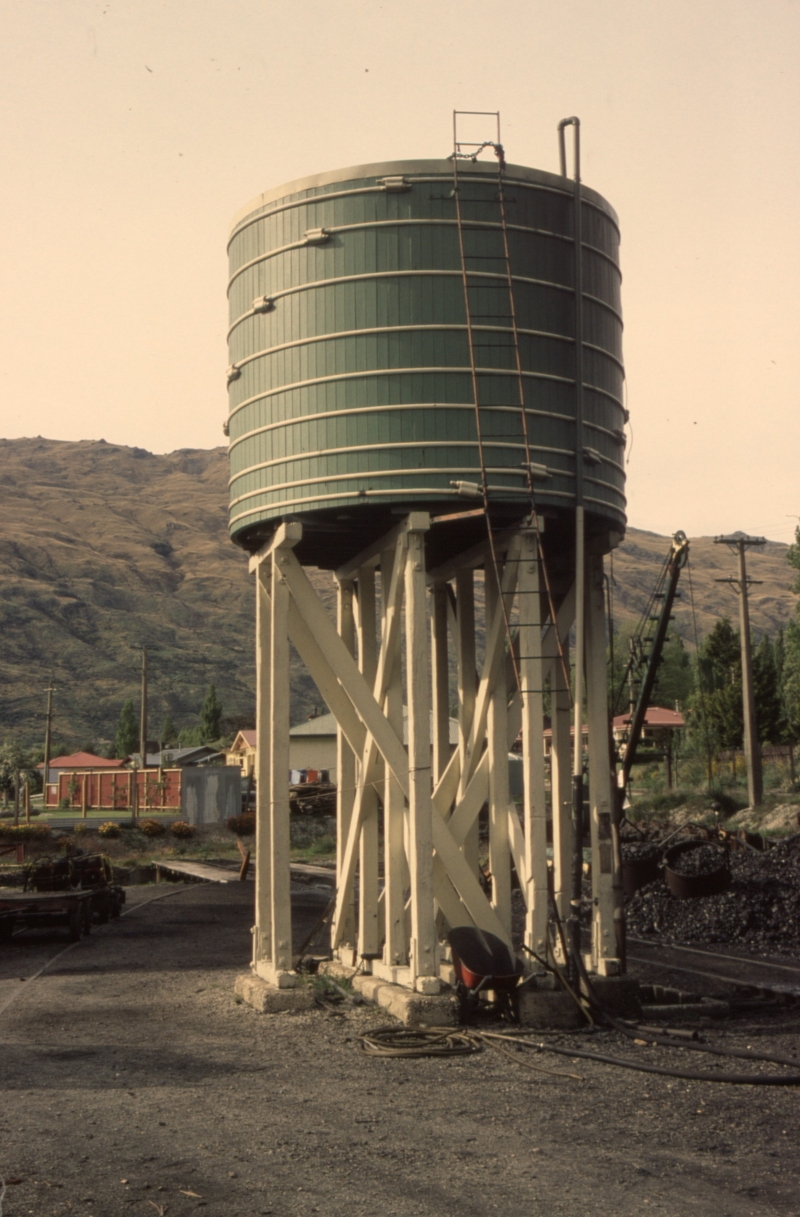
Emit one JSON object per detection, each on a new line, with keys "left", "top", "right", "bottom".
{"left": 0, "top": 438, "right": 795, "bottom": 751}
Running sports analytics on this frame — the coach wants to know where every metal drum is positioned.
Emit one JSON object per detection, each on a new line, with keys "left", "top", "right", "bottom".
{"left": 227, "top": 159, "right": 625, "bottom": 565}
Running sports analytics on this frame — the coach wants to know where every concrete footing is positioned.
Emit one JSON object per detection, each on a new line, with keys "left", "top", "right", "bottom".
{"left": 581, "top": 975, "right": 642, "bottom": 1020}
{"left": 235, "top": 973, "right": 316, "bottom": 1014}
{"left": 518, "top": 990, "right": 586, "bottom": 1029}
{"left": 319, "top": 962, "right": 457, "bottom": 1028}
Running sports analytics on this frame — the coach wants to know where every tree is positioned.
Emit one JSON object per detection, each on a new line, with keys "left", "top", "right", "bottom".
{"left": 200, "top": 684, "right": 223, "bottom": 744}
{"left": 115, "top": 699, "right": 139, "bottom": 758}
{"left": 161, "top": 714, "right": 178, "bottom": 747}
{"left": 692, "top": 618, "right": 743, "bottom": 752}
{"left": 0, "top": 741, "right": 38, "bottom": 805}
{"left": 653, "top": 634, "right": 694, "bottom": 710}
{"left": 753, "top": 635, "right": 785, "bottom": 745}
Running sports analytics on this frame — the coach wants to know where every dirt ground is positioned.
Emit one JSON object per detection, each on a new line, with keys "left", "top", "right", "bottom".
{"left": 2, "top": 881, "right": 800, "bottom": 1217}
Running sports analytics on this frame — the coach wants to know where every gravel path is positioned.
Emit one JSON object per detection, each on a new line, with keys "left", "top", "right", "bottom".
{"left": 1, "top": 881, "right": 799, "bottom": 1216}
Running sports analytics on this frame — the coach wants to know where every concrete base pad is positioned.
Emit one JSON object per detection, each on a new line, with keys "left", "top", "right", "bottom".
{"left": 235, "top": 973, "right": 316, "bottom": 1014}
{"left": 319, "top": 962, "right": 457, "bottom": 1028}
{"left": 518, "top": 990, "right": 586, "bottom": 1029}
{"left": 582, "top": 975, "right": 642, "bottom": 1019}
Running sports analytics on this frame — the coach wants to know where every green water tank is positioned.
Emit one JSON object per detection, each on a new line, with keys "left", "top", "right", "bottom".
{"left": 227, "top": 159, "right": 625, "bottom": 566}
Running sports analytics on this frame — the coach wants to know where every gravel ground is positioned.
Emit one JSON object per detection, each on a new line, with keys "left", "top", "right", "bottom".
{"left": 1, "top": 881, "right": 800, "bottom": 1216}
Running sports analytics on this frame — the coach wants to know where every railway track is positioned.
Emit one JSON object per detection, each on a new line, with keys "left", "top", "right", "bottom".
{"left": 627, "top": 936, "right": 800, "bottom": 1001}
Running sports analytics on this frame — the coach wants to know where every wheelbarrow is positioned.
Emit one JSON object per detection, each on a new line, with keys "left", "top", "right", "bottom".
{"left": 448, "top": 926, "right": 524, "bottom": 1023}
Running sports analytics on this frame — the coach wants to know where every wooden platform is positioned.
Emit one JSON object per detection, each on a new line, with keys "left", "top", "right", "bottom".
{"left": 154, "top": 860, "right": 336, "bottom": 886}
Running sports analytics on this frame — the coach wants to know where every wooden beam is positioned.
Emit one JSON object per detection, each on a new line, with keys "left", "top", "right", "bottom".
{"left": 331, "top": 532, "right": 411, "bottom": 947}
{"left": 253, "top": 561, "right": 272, "bottom": 970}
{"left": 455, "top": 569, "right": 479, "bottom": 871}
{"left": 430, "top": 582, "right": 451, "bottom": 786}
{"left": 586, "top": 550, "right": 619, "bottom": 976}
{"left": 281, "top": 550, "right": 409, "bottom": 789}
{"left": 486, "top": 567, "right": 512, "bottom": 938}
{"left": 426, "top": 523, "right": 523, "bottom": 585}
{"left": 382, "top": 545, "right": 408, "bottom": 966}
{"left": 335, "top": 579, "right": 357, "bottom": 957}
{"left": 463, "top": 537, "right": 521, "bottom": 787}
{"left": 335, "top": 511, "right": 430, "bottom": 582}
{"left": 357, "top": 565, "right": 380, "bottom": 960}
{"left": 267, "top": 550, "right": 294, "bottom": 981}
{"left": 518, "top": 529, "right": 549, "bottom": 958}
{"left": 248, "top": 521, "right": 304, "bottom": 573}
{"left": 405, "top": 525, "right": 438, "bottom": 985}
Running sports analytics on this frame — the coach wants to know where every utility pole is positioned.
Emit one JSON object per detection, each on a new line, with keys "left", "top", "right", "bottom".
{"left": 139, "top": 646, "right": 148, "bottom": 763}
{"left": 715, "top": 534, "right": 766, "bottom": 807}
{"left": 43, "top": 679, "right": 55, "bottom": 804}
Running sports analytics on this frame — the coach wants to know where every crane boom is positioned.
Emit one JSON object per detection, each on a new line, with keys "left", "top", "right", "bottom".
{"left": 617, "top": 530, "right": 689, "bottom": 793}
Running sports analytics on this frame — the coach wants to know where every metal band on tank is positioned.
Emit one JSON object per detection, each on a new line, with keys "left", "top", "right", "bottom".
{"left": 228, "top": 461, "right": 626, "bottom": 510}
{"left": 226, "top": 366, "right": 624, "bottom": 425}
{"left": 226, "top": 268, "right": 624, "bottom": 328}
{"left": 226, "top": 219, "right": 621, "bottom": 295}
{"left": 229, "top": 440, "right": 624, "bottom": 486}
{"left": 226, "top": 320, "right": 624, "bottom": 376}
{"left": 227, "top": 403, "right": 625, "bottom": 454}
{"left": 228, "top": 484, "right": 625, "bottom": 529}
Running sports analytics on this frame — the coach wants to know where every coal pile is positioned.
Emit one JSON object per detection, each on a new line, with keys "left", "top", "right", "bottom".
{"left": 621, "top": 841, "right": 661, "bottom": 863}
{"left": 667, "top": 844, "right": 727, "bottom": 876}
{"left": 626, "top": 834, "right": 800, "bottom": 951}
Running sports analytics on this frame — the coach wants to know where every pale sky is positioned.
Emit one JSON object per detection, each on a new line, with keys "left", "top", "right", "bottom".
{"left": 1, "top": 0, "right": 798, "bottom": 543}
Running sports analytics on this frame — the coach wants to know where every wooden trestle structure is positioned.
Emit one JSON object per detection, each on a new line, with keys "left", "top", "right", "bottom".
{"left": 249, "top": 512, "right": 622, "bottom": 993}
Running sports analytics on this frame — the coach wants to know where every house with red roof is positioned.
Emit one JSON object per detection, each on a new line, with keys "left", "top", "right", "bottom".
{"left": 37, "top": 751, "right": 123, "bottom": 785}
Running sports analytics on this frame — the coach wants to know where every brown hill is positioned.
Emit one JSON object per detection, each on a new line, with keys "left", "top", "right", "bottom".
{"left": 0, "top": 438, "right": 795, "bottom": 750}
{"left": 609, "top": 529, "right": 795, "bottom": 644}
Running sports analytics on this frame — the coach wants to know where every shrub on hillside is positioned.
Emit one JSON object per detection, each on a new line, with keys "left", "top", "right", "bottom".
{"left": 227, "top": 813, "right": 255, "bottom": 837}
{"left": 169, "top": 820, "right": 195, "bottom": 839}
{"left": 98, "top": 821, "right": 121, "bottom": 839}
{"left": 139, "top": 818, "right": 166, "bottom": 838}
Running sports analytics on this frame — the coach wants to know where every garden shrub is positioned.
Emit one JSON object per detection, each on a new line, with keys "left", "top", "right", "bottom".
{"left": 0, "top": 823, "right": 51, "bottom": 842}
{"left": 227, "top": 813, "right": 256, "bottom": 837}
{"left": 98, "top": 821, "right": 121, "bottom": 839}
{"left": 139, "top": 818, "right": 166, "bottom": 838}
{"left": 169, "top": 820, "right": 195, "bottom": 839}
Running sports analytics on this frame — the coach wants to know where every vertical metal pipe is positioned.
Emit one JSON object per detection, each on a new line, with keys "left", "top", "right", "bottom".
{"left": 559, "top": 116, "right": 585, "bottom": 977}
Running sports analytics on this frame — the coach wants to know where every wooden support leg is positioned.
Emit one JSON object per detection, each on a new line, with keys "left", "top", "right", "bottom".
{"left": 405, "top": 525, "right": 439, "bottom": 992}
{"left": 382, "top": 545, "right": 408, "bottom": 967}
{"left": 455, "top": 569, "right": 479, "bottom": 872}
{"left": 253, "top": 561, "right": 273, "bottom": 972}
{"left": 550, "top": 635, "right": 572, "bottom": 962}
{"left": 431, "top": 583, "right": 451, "bottom": 787}
{"left": 357, "top": 565, "right": 380, "bottom": 960}
{"left": 519, "top": 529, "right": 548, "bottom": 960}
{"left": 335, "top": 579, "right": 357, "bottom": 961}
{"left": 586, "top": 550, "right": 620, "bottom": 976}
{"left": 486, "top": 565, "right": 512, "bottom": 938}
{"left": 265, "top": 547, "right": 295, "bottom": 986}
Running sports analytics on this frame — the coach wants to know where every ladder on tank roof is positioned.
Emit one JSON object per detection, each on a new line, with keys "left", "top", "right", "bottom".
{"left": 451, "top": 112, "right": 570, "bottom": 700}
{"left": 450, "top": 110, "right": 539, "bottom": 517}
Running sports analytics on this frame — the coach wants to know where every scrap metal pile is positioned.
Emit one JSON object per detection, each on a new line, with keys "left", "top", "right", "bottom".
{"left": 624, "top": 830, "right": 800, "bottom": 952}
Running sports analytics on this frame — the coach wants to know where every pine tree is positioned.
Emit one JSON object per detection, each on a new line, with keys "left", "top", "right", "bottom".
{"left": 753, "top": 635, "right": 784, "bottom": 745}
{"left": 115, "top": 699, "right": 139, "bottom": 758}
{"left": 200, "top": 684, "right": 222, "bottom": 744}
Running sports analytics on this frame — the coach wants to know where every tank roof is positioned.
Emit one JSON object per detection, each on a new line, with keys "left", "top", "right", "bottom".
{"left": 229, "top": 158, "right": 619, "bottom": 236}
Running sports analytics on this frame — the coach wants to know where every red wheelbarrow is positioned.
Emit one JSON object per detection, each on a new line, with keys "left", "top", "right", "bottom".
{"left": 448, "top": 926, "right": 524, "bottom": 1022}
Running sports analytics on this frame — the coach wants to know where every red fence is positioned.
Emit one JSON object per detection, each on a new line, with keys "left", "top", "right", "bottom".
{"left": 45, "top": 769, "right": 182, "bottom": 811}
